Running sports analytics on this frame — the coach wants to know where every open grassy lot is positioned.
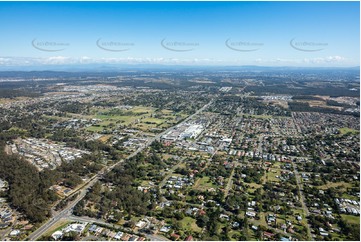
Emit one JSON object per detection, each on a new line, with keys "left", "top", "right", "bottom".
{"left": 86, "top": 125, "right": 104, "bottom": 132}
{"left": 273, "top": 162, "right": 284, "bottom": 168}
{"left": 161, "top": 154, "right": 174, "bottom": 160}
{"left": 42, "top": 114, "right": 68, "bottom": 121}
{"left": 341, "top": 193, "right": 359, "bottom": 200}
{"left": 99, "top": 135, "right": 112, "bottom": 143}
{"left": 317, "top": 181, "right": 353, "bottom": 190}
{"left": 258, "top": 212, "right": 269, "bottom": 227}
{"left": 179, "top": 216, "right": 202, "bottom": 232}
{"left": 43, "top": 219, "right": 70, "bottom": 237}
{"left": 229, "top": 230, "right": 242, "bottom": 241}
{"left": 341, "top": 214, "right": 360, "bottom": 225}
{"left": 86, "top": 106, "right": 184, "bottom": 133}
{"left": 263, "top": 169, "right": 281, "bottom": 183}
{"left": 131, "top": 106, "right": 154, "bottom": 113}
{"left": 140, "top": 180, "right": 153, "bottom": 186}
{"left": 96, "top": 114, "right": 136, "bottom": 125}
{"left": 142, "top": 117, "right": 164, "bottom": 124}
{"left": 281, "top": 208, "right": 307, "bottom": 227}
{"left": 248, "top": 230, "right": 258, "bottom": 241}
{"left": 239, "top": 113, "right": 290, "bottom": 119}
{"left": 193, "top": 176, "right": 217, "bottom": 190}
{"left": 9, "top": 126, "right": 27, "bottom": 132}
{"left": 239, "top": 114, "right": 273, "bottom": 119}
{"left": 339, "top": 127, "right": 359, "bottom": 135}
{"left": 247, "top": 182, "right": 263, "bottom": 193}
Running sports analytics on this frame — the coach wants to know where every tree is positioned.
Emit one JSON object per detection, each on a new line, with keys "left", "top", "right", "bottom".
{"left": 197, "top": 214, "right": 209, "bottom": 228}
{"left": 242, "top": 216, "right": 250, "bottom": 240}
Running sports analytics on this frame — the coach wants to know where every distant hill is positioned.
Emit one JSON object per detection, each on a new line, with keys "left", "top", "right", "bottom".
{"left": 0, "top": 64, "right": 359, "bottom": 73}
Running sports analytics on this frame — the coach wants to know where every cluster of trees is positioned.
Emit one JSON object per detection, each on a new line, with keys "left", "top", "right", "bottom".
{"left": 337, "top": 217, "right": 360, "bottom": 240}
{"left": 51, "top": 129, "right": 120, "bottom": 161}
{"left": 0, "top": 143, "right": 57, "bottom": 222}
{"left": 0, "top": 140, "right": 107, "bottom": 223}
{"left": 246, "top": 83, "right": 360, "bottom": 97}
{"left": 100, "top": 108, "right": 147, "bottom": 117}
{"left": 74, "top": 152, "right": 161, "bottom": 220}
{"left": 0, "top": 111, "right": 49, "bottom": 139}
{"left": 257, "top": 181, "right": 299, "bottom": 213}
{"left": 122, "top": 91, "right": 208, "bottom": 115}
{"left": 292, "top": 95, "right": 324, "bottom": 101}
{"left": 0, "top": 120, "right": 107, "bottom": 222}
{"left": 326, "top": 100, "right": 352, "bottom": 108}
{"left": 225, "top": 193, "right": 248, "bottom": 212}
{"left": 57, "top": 101, "right": 90, "bottom": 114}
{"left": 0, "top": 88, "right": 41, "bottom": 98}
{"left": 236, "top": 165, "right": 264, "bottom": 184}
{"left": 55, "top": 192, "right": 79, "bottom": 211}
{"left": 308, "top": 214, "right": 360, "bottom": 241}
{"left": 288, "top": 101, "right": 357, "bottom": 116}
{"left": 210, "top": 95, "right": 291, "bottom": 117}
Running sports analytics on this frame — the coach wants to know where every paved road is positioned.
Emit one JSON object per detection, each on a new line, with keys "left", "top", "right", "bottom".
{"left": 27, "top": 100, "right": 213, "bottom": 241}
{"left": 27, "top": 176, "right": 98, "bottom": 240}
{"left": 293, "top": 163, "right": 312, "bottom": 241}
{"left": 159, "top": 159, "right": 184, "bottom": 190}
{"left": 67, "top": 216, "right": 169, "bottom": 241}
{"left": 224, "top": 167, "right": 235, "bottom": 197}
{"left": 0, "top": 226, "right": 12, "bottom": 240}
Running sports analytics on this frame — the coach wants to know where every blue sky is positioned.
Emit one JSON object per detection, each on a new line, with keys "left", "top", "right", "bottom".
{"left": 0, "top": 1, "right": 359, "bottom": 67}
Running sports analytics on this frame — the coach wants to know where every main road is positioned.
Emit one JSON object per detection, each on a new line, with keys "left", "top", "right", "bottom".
{"left": 66, "top": 215, "right": 169, "bottom": 241}
{"left": 27, "top": 99, "right": 213, "bottom": 241}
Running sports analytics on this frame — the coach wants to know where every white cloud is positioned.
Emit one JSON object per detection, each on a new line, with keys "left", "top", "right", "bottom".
{"left": 0, "top": 55, "right": 352, "bottom": 67}
{"left": 303, "top": 56, "right": 346, "bottom": 64}
{"left": 254, "top": 56, "right": 348, "bottom": 65}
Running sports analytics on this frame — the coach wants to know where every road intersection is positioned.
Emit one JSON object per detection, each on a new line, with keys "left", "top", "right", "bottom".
{"left": 27, "top": 100, "right": 213, "bottom": 241}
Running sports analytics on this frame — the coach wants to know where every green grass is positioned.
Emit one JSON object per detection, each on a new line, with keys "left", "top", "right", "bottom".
{"left": 85, "top": 106, "right": 185, "bottom": 133}
{"left": 160, "top": 109, "right": 174, "bottom": 114}
{"left": 43, "top": 220, "right": 71, "bottom": 237}
{"left": 131, "top": 106, "right": 154, "bottom": 113}
{"left": 240, "top": 114, "right": 273, "bottom": 119}
{"left": 140, "top": 180, "right": 152, "bottom": 186}
{"left": 264, "top": 169, "right": 281, "bottom": 183}
{"left": 258, "top": 212, "right": 268, "bottom": 227}
{"left": 229, "top": 230, "right": 242, "bottom": 241}
{"left": 317, "top": 181, "right": 352, "bottom": 190}
{"left": 96, "top": 114, "right": 136, "bottom": 124}
{"left": 42, "top": 114, "right": 67, "bottom": 121}
{"left": 247, "top": 183, "right": 263, "bottom": 193}
{"left": 179, "top": 216, "right": 202, "bottom": 232}
{"left": 142, "top": 117, "right": 164, "bottom": 124}
{"left": 341, "top": 214, "right": 360, "bottom": 225}
{"left": 86, "top": 125, "right": 104, "bottom": 132}
{"left": 194, "top": 176, "right": 216, "bottom": 190}
{"left": 273, "top": 162, "right": 283, "bottom": 168}
{"left": 339, "top": 127, "right": 359, "bottom": 135}
{"left": 293, "top": 208, "right": 306, "bottom": 217}
{"left": 248, "top": 229, "right": 258, "bottom": 241}
{"left": 341, "top": 193, "right": 359, "bottom": 200}
{"left": 282, "top": 209, "right": 307, "bottom": 227}
{"left": 9, "top": 126, "right": 27, "bottom": 132}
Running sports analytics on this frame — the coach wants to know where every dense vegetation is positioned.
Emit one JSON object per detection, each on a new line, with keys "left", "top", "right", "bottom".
{"left": 73, "top": 152, "right": 156, "bottom": 220}
{"left": 0, "top": 121, "right": 105, "bottom": 222}
{"left": 0, "top": 143, "right": 57, "bottom": 222}
{"left": 288, "top": 101, "right": 358, "bottom": 116}
{"left": 0, "top": 89, "right": 41, "bottom": 98}
{"left": 246, "top": 84, "right": 360, "bottom": 97}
